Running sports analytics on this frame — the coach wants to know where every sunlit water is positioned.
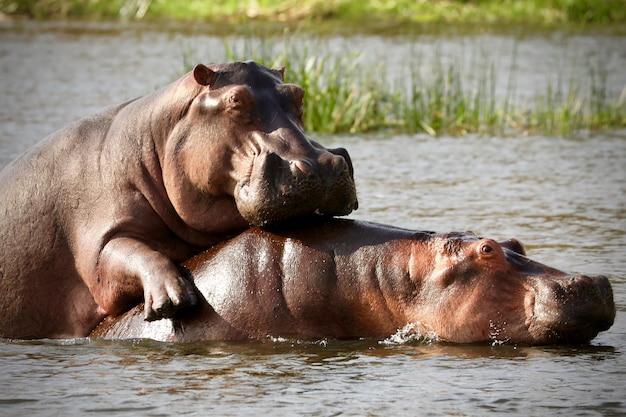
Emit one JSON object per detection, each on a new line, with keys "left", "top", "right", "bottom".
{"left": 1, "top": 21, "right": 624, "bottom": 417}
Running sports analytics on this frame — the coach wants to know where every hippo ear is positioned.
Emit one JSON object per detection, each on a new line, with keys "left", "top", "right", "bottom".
{"left": 193, "top": 64, "right": 217, "bottom": 86}
{"left": 276, "top": 66, "right": 285, "bottom": 80}
{"left": 500, "top": 238, "right": 526, "bottom": 256}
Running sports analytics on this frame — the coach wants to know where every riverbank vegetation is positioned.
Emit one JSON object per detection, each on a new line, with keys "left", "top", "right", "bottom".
{"left": 2, "top": 0, "right": 625, "bottom": 29}
{"left": 3, "top": 0, "right": 624, "bottom": 136}
{"left": 185, "top": 36, "right": 625, "bottom": 136}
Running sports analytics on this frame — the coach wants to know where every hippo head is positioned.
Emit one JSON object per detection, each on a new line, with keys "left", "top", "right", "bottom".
{"left": 161, "top": 61, "right": 357, "bottom": 230}
{"left": 411, "top": 233, "right": 616, "bottom": 345}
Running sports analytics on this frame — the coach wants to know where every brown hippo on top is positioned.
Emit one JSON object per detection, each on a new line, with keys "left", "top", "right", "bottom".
{"left": 0, "top": 62, "right": 357, "bottom": 339}
{"left": 92, "top": 219, "right": 616, "bottom": 345}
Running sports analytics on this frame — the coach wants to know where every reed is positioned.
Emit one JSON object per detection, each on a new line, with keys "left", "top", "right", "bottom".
{"left": 188, "top": 36, "right": 624, "bottom": 137}
{"left": 400, "top": 48, "right": 502, "bottom": 136}
{"left": 217, "top": 37, "right": 396, "bottom": 134}
{"left": 521, "top": 64, "right": 625, "bottom": 136}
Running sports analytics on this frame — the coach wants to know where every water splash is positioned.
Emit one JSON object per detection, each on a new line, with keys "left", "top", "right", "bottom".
{"left": 266, "top": 336, "right": 330, "bottom": 347}
{"left": 489, "top": 320, "right": 511, "bottom": 346}
{"left": 380, "top": 323, "right": 439, "bottom": 345}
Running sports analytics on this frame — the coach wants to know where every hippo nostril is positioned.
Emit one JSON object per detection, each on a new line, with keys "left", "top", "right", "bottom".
{"left": 574, "top": 275, "right": 594, "bottom": 286}
{"left": 590, "top": 275, "right": 614, "bottom": 301}
{"left": 290, "top": 159, "right": 314, "bottom": 177}
{"left": 333, "top": 154, "right": 349, "bottom": 172}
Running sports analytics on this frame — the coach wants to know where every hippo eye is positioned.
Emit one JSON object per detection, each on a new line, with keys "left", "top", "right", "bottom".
{"left": 227, "top": 86, "right": 254, "bottom": 109}
{"left": 226, "top": 86, "right": 257, "bottom": 124}
{"left": 478, "top": 241, "right": 495, "bottom": 256}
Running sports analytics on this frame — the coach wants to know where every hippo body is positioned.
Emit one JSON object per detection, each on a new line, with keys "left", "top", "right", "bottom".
{"left": 91, "top": 219, "right": 615, "bottom": 345}
{"left": 0, "top": 62, "right": 357, "bottom": 339}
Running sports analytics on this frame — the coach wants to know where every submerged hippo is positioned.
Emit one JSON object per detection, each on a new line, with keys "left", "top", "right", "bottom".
{"left": 0, "top": 62, "right": 357, "bottom": 339}
{"left": 91, "top": 219, "right": 615, "bottom": 345}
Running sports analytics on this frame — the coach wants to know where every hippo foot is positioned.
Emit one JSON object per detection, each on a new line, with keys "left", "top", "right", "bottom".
{"left": 143, "top": 276, "right": 198, "bottom": 322}
{"left": 97, "top": 237, "right": 200, "bottom": 323}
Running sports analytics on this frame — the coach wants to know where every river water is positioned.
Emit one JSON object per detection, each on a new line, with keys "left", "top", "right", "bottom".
{"left": 0, "top": 21, "right": 625, "bottom": 416}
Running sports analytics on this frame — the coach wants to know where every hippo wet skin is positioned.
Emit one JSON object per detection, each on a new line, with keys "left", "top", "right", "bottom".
{"left": 0, "top": 62, "right": 357, "bottom": 339}
{"left": 91, "top": 219, "right": 616, "bottom": 345}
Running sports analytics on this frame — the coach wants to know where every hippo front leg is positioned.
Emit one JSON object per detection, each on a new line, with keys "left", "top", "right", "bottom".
{"left": 96, "top": 237, "right": 198, "bottom": 321}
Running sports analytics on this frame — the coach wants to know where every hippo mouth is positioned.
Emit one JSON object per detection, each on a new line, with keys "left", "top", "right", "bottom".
{"left": 234, "top": 152, "right": 358, "bottom": 226}
{"left": 525, "top": 275, "right": 615, "bottom": 344}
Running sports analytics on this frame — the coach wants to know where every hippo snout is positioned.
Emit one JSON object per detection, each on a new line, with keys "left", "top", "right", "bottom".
{"left": 529, "top": 273, "right": 616, "bottom": 344}
{"left": 234, "top": 150, "right": 358, "bottom": 226}
{"left": 574, "top": 274, "right": 616, "bottom": 330}
{"left": 568, "top": 275, "right": 614, "bottom": 313}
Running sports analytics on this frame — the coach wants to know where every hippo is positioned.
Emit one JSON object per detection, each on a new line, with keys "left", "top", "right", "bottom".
{"left": 91, "top": 219, "right": 615, "bottom": 345}
{"left": 0, "top": 61, "right": 358, "bottom": 339}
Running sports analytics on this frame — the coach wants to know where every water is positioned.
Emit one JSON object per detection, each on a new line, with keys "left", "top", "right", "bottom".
{"left": 0, "top": 21, "right": 625, "bottom": 416}
{"left": 1, "top": 338, "right": 622, "bottom": 417}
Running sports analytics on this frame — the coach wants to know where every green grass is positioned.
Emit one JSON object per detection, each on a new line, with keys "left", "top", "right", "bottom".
{"left": 211, "top": 37, "right": 397, "bottom": 134}
{"left": 185, "top": 35, "right": 625, "bottom": 137}
{"left": 399, "top": 47, "right": 501, "bottom": 136}
{"left": 4, "top": 0, "right": 624, "bottom": 136}
{"left": 530, "top": 68, "right": 626, "bottom": 136}
{"left": 2, "top": 0, "right": 625, "bottom": 28}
